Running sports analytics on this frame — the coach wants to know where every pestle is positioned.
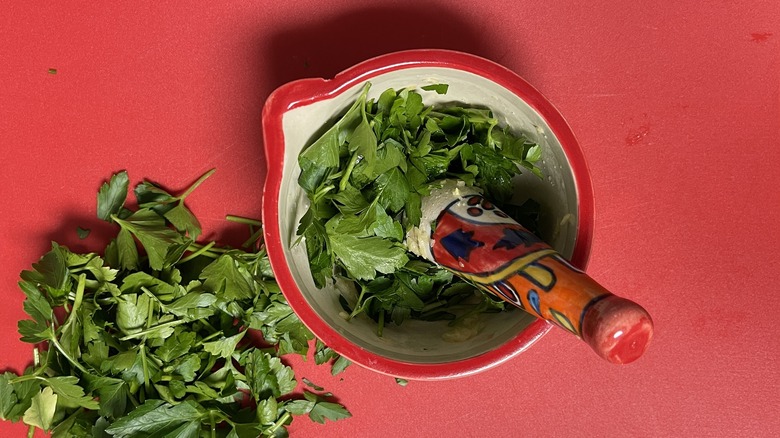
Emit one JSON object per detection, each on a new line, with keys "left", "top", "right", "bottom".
{"left": 406, "top": 180, "right": 653, "bottom": 364}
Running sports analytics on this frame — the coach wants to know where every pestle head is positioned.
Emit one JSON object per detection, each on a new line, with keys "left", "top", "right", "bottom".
{"left": 581, "top": 295, "right": 654, "bottom": 364}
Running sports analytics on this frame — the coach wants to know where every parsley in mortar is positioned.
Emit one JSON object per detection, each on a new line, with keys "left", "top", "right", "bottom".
{"left": 296, "top": 83, "right": 544, "bottom": 336}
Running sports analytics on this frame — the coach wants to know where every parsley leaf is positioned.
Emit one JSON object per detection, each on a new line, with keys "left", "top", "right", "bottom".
{"left": 243, "top": 350, "right": 297, "bottom": 401}
{"left": 43, "top": 377, "right": 99, "bottom": 410}
{"left": 97, "top": 170, "right": 130, "bottom": 221}
{"left": 327, "top": 232, "right": 409, "bottom": 281}
{"left": 0, "top": 373, "right": 18, "bottom": 421}
{"left": 421, "top": 83, "right": 449, "bottom": 94}
{"left": 22, "top": 386, "right": 57, "bottom": 431}
{"left": 372, "top": 167, "right": 410, "bottom": 213}
{"left": 199, "top": 254, "right": 254, "bottom": 301}
{"left": 76, "top": 227, "right": 91, "bottom": 239}
{"left": 104, "top": 400, "right": 205, "bottom": 437}
{"left": 20, "top": 242, "right": 71, "bottom": 298}
{"left": 288, "top": 391, "right": 352, "bottom": 424}
{"left": 84, "top": 375, "right": 129, "bottom": 419}
{"left": 298, "top": 83, "right": 370, "bottom": 193}
{"left": 331, "top": 355, "right": 351, "bottom": 376}
{"left": 309, "top": 399, "right": 352, "bottom": 424}
{"left": 202, "top": 330, "right": 246, "bottom": 358}
{"left": 18, "top": 280, "right": 52, "bottom": 325}
{"left": 113, "top": 209, "right": 188, "bottom": 270}
{"left": 135, "top": 169, "right": 215, "bottom": 240}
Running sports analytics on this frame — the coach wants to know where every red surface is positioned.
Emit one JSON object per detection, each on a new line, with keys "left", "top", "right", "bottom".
{"left": 1, "top": 1, "right": 778, "bottom": 437}
{"left": 261, "top": 49, "right": 591, "bottom": 379}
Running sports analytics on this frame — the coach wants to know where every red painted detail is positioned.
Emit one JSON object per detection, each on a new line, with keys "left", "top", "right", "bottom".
{"left": 432, "top": 208, "right": 549, "bottom": 275}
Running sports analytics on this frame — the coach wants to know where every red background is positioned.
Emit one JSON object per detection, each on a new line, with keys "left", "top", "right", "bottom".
{"left": 2, "top": 1, "right": 778, "bottom": 436}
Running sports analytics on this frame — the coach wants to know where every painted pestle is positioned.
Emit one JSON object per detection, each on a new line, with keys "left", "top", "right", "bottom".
{"left": 406, "top": 180, "right": 653, "bottom": 364}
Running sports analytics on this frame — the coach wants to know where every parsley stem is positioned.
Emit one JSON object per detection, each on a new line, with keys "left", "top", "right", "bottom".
{"left": 139, "top": 344, "right": 151, "bottom": 393}
{"left": 225, "top": 215, "right": 262, "bottom": 227}
{"left": 49, "top": 335, "right": 90, "bottom": 374}
{"left": 198, "top": 318, "right": 219, "bottom": 334}
{"left": 312, "top": 184, "right": 335, "bottom": 203}
{"left": 146, "top": 295, "right": 155, "bottom": 329}
{"left": 339, "top": 152, "right": 360, "bottom": 191}
{"left": 83, "top": 278, "right": 101, "bottom": 290}
{"left": 141, "top": 286, "right": 166, "bottom": 310}
{"left": 197, "top": 330, "right": 224, "bottom": 345}
{"left": 241, "top": 227, "right": 264, "bottom": 249}
{"left": 127, "top": 391, "right": 140, "bottom": 408}
{"left": 421, "top": 301, "right": 446, "bottom": 313}
{"left": 348, "top": 287, "right": 368, "bottom": 320}
{"left": 27, "top": 347, "right": 53, "bottom": 379}
{"left": 179, "top": 168, "right": 217, "bottom": 200}
{"left": 10, "top": 374, "right": 39, "bottom": 384}
{"left": 146, "top": 353, "right": 164, "bottom": 368}
{"left": 208, "top": 410, "right": 234, "bottom": 427}
{"left": 181, "top": 241, "right": 218, "bottom": 262}
{"left": 266, "top": 412, "right": 292, "bottom": 436}
{"left": 118, "top": 320, "right": 188, "bottom": 341}
{"left": 60, "top": 274, "right": 86, "bottom": 332}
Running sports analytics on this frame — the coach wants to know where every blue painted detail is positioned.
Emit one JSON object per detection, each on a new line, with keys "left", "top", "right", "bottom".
{"left": 493, "top": 227, "right": 542, "bottom": 250}
{"left": 440, "top": 229, "right": 484, "bottom": 261}
{"left": 527, "top": 289, "right": 541, "bottom": 315}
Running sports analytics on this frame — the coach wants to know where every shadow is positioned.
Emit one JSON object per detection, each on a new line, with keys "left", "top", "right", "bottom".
{"left": 240, "top": 3, "right": 524, "bottom": 210}
{"left": 200, "top": 220, "right": 260, "bottom": 252}
{"left": 37, "top": 211, "right": 117, "bottom": 256}
{"left": 262, "top": 4, "right": 505, "bottom": 92}
{"left": 34, "top": 209, "right": 257, "bottom": 269}
{"left": 6, "top": 213, "right": 109, "bottom": 378}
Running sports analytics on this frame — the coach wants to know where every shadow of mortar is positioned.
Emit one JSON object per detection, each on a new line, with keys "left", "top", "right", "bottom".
{"left": 261, "top": 4, "right": 506, "bottom": 93}
{"left": 251, "top": 2, "right": 522, "bottom": 198}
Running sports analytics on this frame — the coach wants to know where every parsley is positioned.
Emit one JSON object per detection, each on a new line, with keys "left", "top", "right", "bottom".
{"left": 76, "top": 227, "right": 91, "bottom": 239}
{"left": 297, "top": 83, "right": 543, "bottom": 334}
{"left": 2, "top": 170, "right": 351, "bottom": 437}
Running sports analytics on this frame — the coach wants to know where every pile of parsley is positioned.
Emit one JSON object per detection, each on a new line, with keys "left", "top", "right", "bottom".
{"left": 297, "top": 83, "right": 543, "bottom": 334}
{"left": 0, "top": 170, "right": 350, "bottom": 437}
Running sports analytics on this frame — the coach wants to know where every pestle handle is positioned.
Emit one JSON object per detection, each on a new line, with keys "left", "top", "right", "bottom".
{"left": 408, "top": 181, "right": 653, "bottom": 364}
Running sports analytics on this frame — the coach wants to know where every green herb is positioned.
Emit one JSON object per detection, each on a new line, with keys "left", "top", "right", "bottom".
{"left": 313, "top": 340, "right": 351, "bottom": 376}
{"left": 297, "top": 83, "right": 543, "bottom": 333}
{"left": 2, "top": 170, "right": 351, "bottom": 437}
{"left": 420, "top": 83, "right": 449, "bottom": 94}
{"left": 76, "top": 227, "right": 91, "bottom": 239}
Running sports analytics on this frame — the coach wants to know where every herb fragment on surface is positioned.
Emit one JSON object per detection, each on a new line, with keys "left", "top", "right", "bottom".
{"left": 76, "top": 227, "right": 91, "bottom": 239}
{"left": 297, "top": 82, "right": 544, "bottom": 333}
{"left": 2, "top": 170, "right": 351, "bottom": 437}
